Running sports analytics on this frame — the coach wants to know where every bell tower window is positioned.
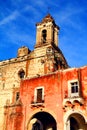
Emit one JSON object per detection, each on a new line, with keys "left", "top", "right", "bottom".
{"left": 42, "top": 29, "right": 47, "bottom": 43}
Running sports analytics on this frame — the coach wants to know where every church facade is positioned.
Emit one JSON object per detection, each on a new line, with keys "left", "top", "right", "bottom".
{"left": 0, "top": 14, "right": 87, "bottom": 130}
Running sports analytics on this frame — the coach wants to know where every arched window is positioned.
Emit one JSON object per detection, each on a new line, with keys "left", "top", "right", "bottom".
{"left": 18, "top": 69, "right": 25, "bottom": 79}
{"left": 42, "top": 29, "right": 47, "bottom": 43}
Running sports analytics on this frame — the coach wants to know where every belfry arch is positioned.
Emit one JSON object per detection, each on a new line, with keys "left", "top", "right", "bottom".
{"left": 27, "top": 111, "right": 57, "bottom": 130}
{"left": 42, "top": 29, "right": 47, "bottom": 43}
{"left": 64, "top": 111, "right": 87, "bottom": 130}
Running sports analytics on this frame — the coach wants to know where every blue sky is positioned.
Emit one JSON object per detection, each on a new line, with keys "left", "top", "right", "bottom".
{"left": 0, "top": 0, "right": 87, "bottom": 68}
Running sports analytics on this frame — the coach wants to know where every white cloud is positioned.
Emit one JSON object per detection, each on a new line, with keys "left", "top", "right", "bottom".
{"left": 0, "top": 10, "right": 19, "bottom": 26}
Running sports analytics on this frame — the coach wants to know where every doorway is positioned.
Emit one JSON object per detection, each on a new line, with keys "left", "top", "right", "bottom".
{"left": 28, "top": 112, "right": 57, "bottom": 130}
{"left": 66, "top": 113, "right": 86, "bottom": 130}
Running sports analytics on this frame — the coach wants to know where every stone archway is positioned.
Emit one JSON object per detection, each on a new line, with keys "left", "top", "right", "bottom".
{"left": 65, "top": 113, "right": 87, "bottom": 130}
{"left": 27, "top": 111, "right": 57, "bottom": 130}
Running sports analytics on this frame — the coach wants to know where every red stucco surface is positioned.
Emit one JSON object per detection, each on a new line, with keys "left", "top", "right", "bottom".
{"left": 6, "top": 66, "right": 87, "bottom": 130}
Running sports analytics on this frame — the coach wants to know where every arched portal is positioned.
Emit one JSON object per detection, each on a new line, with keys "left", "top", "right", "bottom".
{"left": 28, "top": 112, "right": 57, "bottom": 130}
{"left": 66, "top": 113, "right": 87, "bottom": 130}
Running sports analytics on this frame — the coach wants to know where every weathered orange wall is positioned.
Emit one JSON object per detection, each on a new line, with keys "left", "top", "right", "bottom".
{"left": 20, "top": 72, "right": 63, "bottom": 130}
{"left": 6, "top": 66, "right": 87, "bottom": 130}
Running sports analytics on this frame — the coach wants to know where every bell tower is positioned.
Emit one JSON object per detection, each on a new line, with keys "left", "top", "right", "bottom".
{"left": 35, "top": 14, "right": 60, "bottom": 48}
{"left": 34, "top": 14, "right": 69, "bottom": 74}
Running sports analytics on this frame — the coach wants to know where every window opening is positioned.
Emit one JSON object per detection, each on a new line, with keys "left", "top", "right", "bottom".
{"left": 18, "top": 69, "right": 25, "bottom": 79}
{"left": 16, "top": 92, "right": 20, "bottom": 101}
{"left": 68, "top": 80, "right": 79, "bottom": 97}
{"left": 35, "top": 87, "right": 44, "bottom": 103}
{"left": 71, "top": 82, "right": 78, "bottom": 93}
{"left": 42, "top": 29, "right": 47, "bottom": 43}
{"left": 37, "top": 88, "right": 42, "bottom": 103}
